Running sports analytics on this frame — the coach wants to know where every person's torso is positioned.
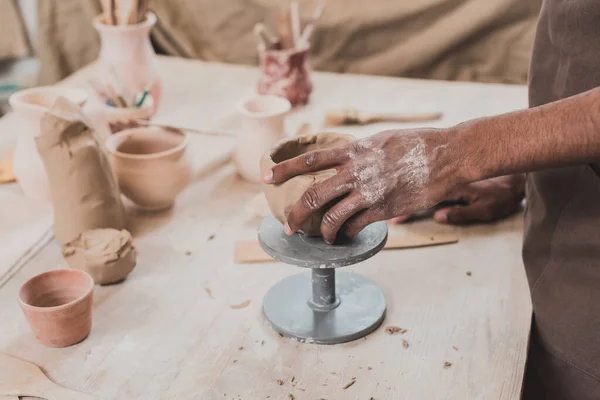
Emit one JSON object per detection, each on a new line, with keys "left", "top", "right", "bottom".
{"left": 525, "top": 0, "right": 600, "bottom": 390}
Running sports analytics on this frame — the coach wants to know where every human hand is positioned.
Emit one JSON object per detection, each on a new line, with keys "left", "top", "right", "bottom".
{"left": 263, "top": 128, "right": 463, "bottom": 243}
{"left": 391, "top": 175, "right": 525, "bottom": 225}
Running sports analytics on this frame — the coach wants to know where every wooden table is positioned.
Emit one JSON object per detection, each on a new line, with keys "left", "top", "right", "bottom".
{"left": 0, "top": 57, "right": 531, "bottom": 400}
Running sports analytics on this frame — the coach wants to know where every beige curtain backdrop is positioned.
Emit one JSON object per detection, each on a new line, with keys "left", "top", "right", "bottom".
{"left": 0, "top": 0, "right": 31, "bottom": 61}
{"left": 32, "top": 0, "right": 541, "bottom": 85}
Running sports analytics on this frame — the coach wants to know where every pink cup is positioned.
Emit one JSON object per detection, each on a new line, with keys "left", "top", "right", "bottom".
{"left": 257, "top": 45, "right": 313, "bottom": 107}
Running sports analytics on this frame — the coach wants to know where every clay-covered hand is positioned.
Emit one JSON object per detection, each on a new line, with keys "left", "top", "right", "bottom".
{"left": 263, "top": 129, "right": 460, "bottom": 244}
{"left": 391, "top": 175, "right": 525, "bottom": 225}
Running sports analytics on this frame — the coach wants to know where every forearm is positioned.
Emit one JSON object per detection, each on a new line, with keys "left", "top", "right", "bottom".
{"left": 448, "top": 87, "right": 600, "bottom": 183}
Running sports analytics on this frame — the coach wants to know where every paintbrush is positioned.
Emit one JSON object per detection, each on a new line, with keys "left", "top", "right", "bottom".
{"left": 109, "top": 67, "right": 133, "bottom": 106}
{"left": 290, "top": 0, "right": 301, "bottom": 48}
{"left": 253, "top": 23, "right": 281, "bottom": 50}
{"left": 276, "top": 7, "right": 295, "bottom": 49}
{"left": 135, "top": 120, "right": 238, "bottom": 138}
{"left": 137, "top": 0, "right": 148, "bottom": 23}
{"left": 109, "top": 0, "right": 117, "bottom": 25}
{"left": 298, "top": 1, "right": 325, "bottom": 47}
{"left": 324, "top": 109, "right": 443, "bottom": 126}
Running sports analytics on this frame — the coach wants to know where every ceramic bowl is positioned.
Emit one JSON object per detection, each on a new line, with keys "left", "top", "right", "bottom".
{"left": 105, "top": 126, "right": 192, "bottom": 210}
{"left": 18, "top": 269, "right": 94, "bottom": 348}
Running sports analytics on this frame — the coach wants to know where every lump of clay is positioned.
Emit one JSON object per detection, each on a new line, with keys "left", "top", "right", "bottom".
{"left": 260, "top": 133, "right": 354, "bottom": 236}
{"left": 35, "top": 97, "right": 125, "bottom": 245}
{"left": 62, "top": 229, "right": 137, "bottom": 285}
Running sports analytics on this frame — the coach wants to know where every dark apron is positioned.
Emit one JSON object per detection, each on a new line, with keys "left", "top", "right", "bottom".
{"left": 523, "top": 0, "right": 600, "bottom": 398}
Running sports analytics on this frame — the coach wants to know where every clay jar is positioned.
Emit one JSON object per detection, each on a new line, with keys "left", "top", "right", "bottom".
{"left": 234, "top": 95, "right": 291, "bottom": 183}
{"left": 18, "top": 269, "right": 94, "bottom": 347}
{"left": 93, "top": 12, "right": 162, "bottom": 113}
{"left": 105, "top": 127, "right": 192, "bottom": 211}
{"left": 261, "top": 133, "right": 354, "bottom": 236}
{"left": 9, "top": 86, "right": 88, "bottom": 203}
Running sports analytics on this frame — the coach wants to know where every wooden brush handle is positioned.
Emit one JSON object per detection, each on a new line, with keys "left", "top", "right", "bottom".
{"left": 365, "top": 112, "right": 443, "bottom": 123}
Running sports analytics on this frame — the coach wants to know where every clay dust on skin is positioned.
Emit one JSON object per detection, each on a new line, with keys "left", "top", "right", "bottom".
{"left": 347, "top": 135, "right": 431, "bottom": 209}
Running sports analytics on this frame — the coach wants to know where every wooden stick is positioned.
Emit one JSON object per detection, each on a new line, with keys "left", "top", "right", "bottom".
{"left": 109, "top": 0, "right": 117, "bottom": 25}
{"left": 234, "top": 232, "right": 459, "bottom": 263}
{"left": 276, "top": 7, "right": 295, "bottom": 49}
{"left": 290, "top": 0, "right": 301, "bottom": 48}
{"left": 134, "top": 120, "right": 238, "bottom": 138}
{"left": 298, "top": 1, "right": 325, "bottom": 47}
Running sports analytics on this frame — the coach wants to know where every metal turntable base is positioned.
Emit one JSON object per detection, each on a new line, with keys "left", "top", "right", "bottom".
{"left": 258, "top": 215, "right": 388, "bottom": 344}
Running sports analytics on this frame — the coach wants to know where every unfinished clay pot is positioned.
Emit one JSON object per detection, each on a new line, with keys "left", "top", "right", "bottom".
{"left": 261, "top": 133, "right": 354, "bottom": 236}
{"left": 105, "top": 126, "right": 192, "bottom": 211}
{"left": 18, "top": 269, "right": 94, "bottom": 348}
{"left": 62, "top": 229, "right": 137, "bottom": 285}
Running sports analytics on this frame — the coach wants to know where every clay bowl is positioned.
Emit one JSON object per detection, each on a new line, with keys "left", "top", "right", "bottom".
{"left": 260, "top": 132, "right": 354, "bottom": 236}
{"left": 105, "top": 126, "right": 192, "bottom": 211}
{"left": 18, "top": 269, "right": 94, "bottom": 348}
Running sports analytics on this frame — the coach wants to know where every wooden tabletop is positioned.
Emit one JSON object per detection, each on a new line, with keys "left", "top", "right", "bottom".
{"left": 0, "top": 57, "right": 531, "bottom": 400}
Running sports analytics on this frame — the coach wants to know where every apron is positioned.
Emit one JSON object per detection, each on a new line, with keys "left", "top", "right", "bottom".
{"left": 523, "top": 0, "right": 600, "bottom": 398}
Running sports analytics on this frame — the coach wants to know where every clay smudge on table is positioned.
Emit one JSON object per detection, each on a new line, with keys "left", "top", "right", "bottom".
{"left": 342, "top": 377, "right": 357, "bottom": 389}
{"left": 230, "top": 299, "right": 251, "bottom": 309}
{"left": 204, "top": 287, "right": 214, "bottom": 299}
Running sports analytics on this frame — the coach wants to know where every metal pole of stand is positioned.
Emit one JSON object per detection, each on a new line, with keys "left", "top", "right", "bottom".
{"left": 308, "top": 269, "right": 340, "bottom": 311}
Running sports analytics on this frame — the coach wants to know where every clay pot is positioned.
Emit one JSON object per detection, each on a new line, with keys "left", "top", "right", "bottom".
{"left": 18, "top": 269, "right": 94, "bottom": 348}
{"left": 105, "top": 127, "right": 192, "bottom": 211}
{"left": 261, "top": 133, "right": 354, "bottom": 236}
{"left": 234, "top": 95, "right": 291, "bottom": 183}
{"left": 62, "top": 228, "right": 137, "bottom": 285}
{"left": 93, "top": 12, "right": 162, "bottom": 113}
{"left": 9, "top": 86, "right": 88, "bottom": 203}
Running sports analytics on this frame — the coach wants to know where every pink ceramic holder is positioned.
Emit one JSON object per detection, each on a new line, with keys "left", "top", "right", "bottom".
{"left": 18, "top": 269, "right": 94, "bottom": 348}
{"left": 257, "top": 45, "right": 313, "bottom": 107}
{"left": 93, "top": 12, "right": 162, "bottom": 113}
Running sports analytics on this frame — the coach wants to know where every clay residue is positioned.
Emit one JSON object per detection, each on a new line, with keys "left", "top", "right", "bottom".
{"left": 348, "top": 136, "right": 430, "bottom": 208}
{"left": 204, "top": 287, "right": 214, "bottom": 299}
{"left": 230, "top": 299, "right": 251, "bottom": 309}
{"left": 62, "top": 228, "right": 136, "bottom": 285}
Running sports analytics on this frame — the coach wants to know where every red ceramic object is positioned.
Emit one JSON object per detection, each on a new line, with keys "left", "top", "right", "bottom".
{"left": 18, "top": 269, "right": 94, "bottom": 348}
{"left": 257, "top": 46, "right": 313, "bottom": 107}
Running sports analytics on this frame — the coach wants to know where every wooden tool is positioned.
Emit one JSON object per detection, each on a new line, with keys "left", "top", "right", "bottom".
{"left": 135, "top": 120, "right": 238, "bottom": 138}
{"left": 0, "top": 353, "right": 99, "bottom": 399}
{"left": 276, "top": 7, "right": 295, "bottom": 49}
{"left": 298, "top": 1, "right": 326, "bottom": 47}
{"left": 234, "top": 232, "right": 459, "bottom": 263}
{"left": 253, "top": 23, "right": 281, "bottom": 50}
{"left": 324, "top": 109, "right": 443, "bottom": 126}
{"left": 0, "top": 148, "right": 15, "bottom": 183}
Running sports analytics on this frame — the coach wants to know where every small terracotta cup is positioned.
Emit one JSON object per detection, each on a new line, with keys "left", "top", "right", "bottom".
{"left": 18, "top": 269, "right": 94, "bottom": 348}
{"left": 257, "top": 45, "right": 313, "bottom": 107}
{"left": 105, "top": 127, "right": 192, "bottom": 211}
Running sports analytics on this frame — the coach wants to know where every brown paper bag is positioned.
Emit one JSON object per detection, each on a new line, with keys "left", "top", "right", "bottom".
{"left": 35, "top": 98, "right": 125, "bottom": 245}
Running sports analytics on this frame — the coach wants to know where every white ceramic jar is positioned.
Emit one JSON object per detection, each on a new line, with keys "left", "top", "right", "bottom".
{"left": 233, "top": 95, "right": 291, "bottom": 183}
{"left": 9, "top": 86, "right": 88, "bottom": 203}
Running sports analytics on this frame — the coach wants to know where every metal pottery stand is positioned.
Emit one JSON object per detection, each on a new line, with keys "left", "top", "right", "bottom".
{"left": 258, "top": 215, "right": 388, "bottom": 344}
